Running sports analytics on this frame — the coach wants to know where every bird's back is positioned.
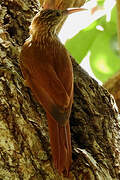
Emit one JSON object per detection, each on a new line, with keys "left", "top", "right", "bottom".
{"left": 21, "top": 37, "right": 73, "bottom": 98}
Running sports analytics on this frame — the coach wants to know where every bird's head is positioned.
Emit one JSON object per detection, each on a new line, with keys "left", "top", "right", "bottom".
{"left": 30, "top": 8, "right": 86, "bottom": 36}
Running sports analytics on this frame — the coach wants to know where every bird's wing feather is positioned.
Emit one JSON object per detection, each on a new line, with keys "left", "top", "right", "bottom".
{"left": 20, "top": 51, "right": 71, "bottom": 125}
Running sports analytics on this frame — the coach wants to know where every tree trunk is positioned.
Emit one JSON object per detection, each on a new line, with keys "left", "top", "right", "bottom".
{"left": 0, "top": 0, "right": 120, "bottom": 179}
{"left": 103, "top": 71, "right": 120, "bottom": 112}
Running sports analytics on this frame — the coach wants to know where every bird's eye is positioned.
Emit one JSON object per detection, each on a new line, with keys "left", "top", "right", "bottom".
{"left": 56, "top": 12, "right": 60, "bottom": 17}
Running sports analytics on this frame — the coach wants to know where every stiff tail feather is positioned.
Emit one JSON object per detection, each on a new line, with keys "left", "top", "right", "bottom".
{"left": 47, "top": 112, "right": 72, "bottom": 175}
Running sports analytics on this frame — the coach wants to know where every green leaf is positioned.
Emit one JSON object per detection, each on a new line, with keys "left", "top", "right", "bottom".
{"left": 97, "top": 0, "right": 104, "bottom": 6}
{"left": 65, "top": 16, "right": 106, "bottom": 63}
{"left": 90, "top": 31, "right": 120, "bottom": 82}
{"left": 89, "top": 6, "right": 119, "bottom": 83}
{"left": 65, "top": 5, "right": 119, "bottom": 83}
{"left": 65, "top": 21, "right": 100, "bottom": 63}
{"left": 110, "top": 6, "right": 117, "bottom": 24}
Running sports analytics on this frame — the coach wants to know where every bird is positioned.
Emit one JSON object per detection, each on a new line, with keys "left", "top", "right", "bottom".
{"left": 20, "top": 8, "right": 84, "bottom": 175}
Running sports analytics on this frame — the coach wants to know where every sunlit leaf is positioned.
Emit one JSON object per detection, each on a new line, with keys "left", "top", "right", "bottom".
{"left": 65, "top": 4, "right": 119, "bottom": 83}
{"left": 65, "top": 21, "right": 101, "bottom": 63}
{"left": 110, "top": 6, "right": 117, "bottom": 24}
{"left": 90, "top": 31, "right": 120, "bottom": 82}
{"left": 90, "top": 6, "right": 119, "bottom": 82}
{"left": 97, "top": 0, "right": 104, "bottom": 6}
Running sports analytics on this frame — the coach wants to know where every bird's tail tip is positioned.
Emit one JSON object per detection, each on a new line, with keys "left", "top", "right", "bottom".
{"left": 47, "top": 113, "right": 72, "bottom": 176}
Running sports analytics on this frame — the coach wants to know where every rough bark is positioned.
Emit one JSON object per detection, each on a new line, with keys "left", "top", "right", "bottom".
{"left": 0, "top": 0, "right": 120, "bottom": 179}
{"left": 103, "top": 71, "right": 120, "bottom": 112}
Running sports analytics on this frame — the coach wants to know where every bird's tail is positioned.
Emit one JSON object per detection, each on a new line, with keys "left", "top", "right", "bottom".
{"left": 46, "top": 112, "right": 72, "bottom": 175}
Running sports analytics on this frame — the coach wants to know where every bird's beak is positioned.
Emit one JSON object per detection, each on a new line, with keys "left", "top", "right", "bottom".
{"left": 62, "top": 8, "right": 87, "bottom": 16}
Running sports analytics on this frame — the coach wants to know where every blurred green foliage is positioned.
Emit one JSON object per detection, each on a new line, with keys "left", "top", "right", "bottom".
{"left": 65, "top": 6, "right": 120, "bottom": 83}
{"left": 97, "top": 0, "right": 104, "bottom": 6}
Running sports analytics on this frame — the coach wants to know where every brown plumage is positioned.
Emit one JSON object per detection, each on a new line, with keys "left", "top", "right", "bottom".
{"left": 20, "top": 8, "right": 84, "bottom": 175}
